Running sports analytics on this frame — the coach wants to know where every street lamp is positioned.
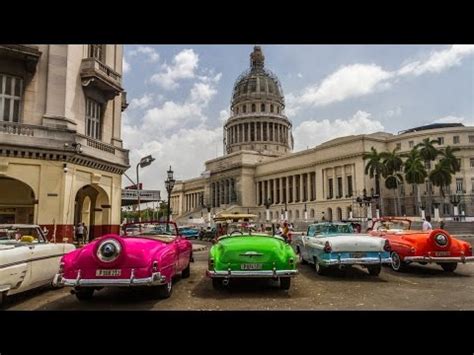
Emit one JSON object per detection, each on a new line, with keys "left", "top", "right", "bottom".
{"left": 304, "top": 203, "right": 308, "bottom": 221}
{"left": 264, "top": 198, "right": 272, "bottom": 222}
{"left": 136, "top": 155, "right": 155, "bottom": 223}
{"left": 165, "top": 165, "right": 175, "bottom": 224}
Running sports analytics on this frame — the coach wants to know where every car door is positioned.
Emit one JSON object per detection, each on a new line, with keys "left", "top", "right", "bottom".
{"left": 175, "top": 235, "right": 191, "bottom": 271}
{"left": 0, "top": 244, "right": 33, "bottom": 295}
{"left": 29, "top": 228, "right": 64, "bottom": 287}
{"left": 301, "top": 225, "right": 316, "bottom": 261}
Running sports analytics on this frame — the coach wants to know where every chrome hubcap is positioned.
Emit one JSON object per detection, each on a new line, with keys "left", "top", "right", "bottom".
{"left": 392, "top": 253, "right": 400, "bottom": 270}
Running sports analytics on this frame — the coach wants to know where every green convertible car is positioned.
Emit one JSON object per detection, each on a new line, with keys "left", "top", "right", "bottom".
{"left": 206, "top": 220, "right": 298, "bottom": 290}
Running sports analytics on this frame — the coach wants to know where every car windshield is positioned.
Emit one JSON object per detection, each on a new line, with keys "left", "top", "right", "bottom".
{"left": 121, "top": 222, "right": 178, "bottom": 242}
{"left": 374, "top": 220, "right": 410, "bottom": 231}
{"left": 0, "top": 226, "right": 42, "bottom": 244}
{"left": 309, "top": 224, "right": 353, "bottom": 236}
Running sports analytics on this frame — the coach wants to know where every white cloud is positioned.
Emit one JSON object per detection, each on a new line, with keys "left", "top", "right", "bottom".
{"left": 398, "top": 45, "right": 474, "bottom": 76}
{"left": 190, "top": 82, "right": 217, "bottom": 106}
{"left": 293, "top": 111, "right": 385, "bottom": 151}
{"left": 128, "top": 46, "right": 160, "bottom": 62}
{"left": 219, "top": 109, "right": 229, "bottom": 123}
{"left": 433, "top": 115, "right": 474, "bottom": 127}
{"left": 297, "top": 73, "right": 303, "bottom": 78}
{"left": 288, "top": 45, "right": 474, "bottom": 111}
{"left": 123, "top": 57, "right": 130, "bottom": 73}
{"left": 150, "top": 49, "right": 199, "bottom": 90}
{"left": 128, "top": 93, "right": 153, "bottom": 110}
{"left": 385, "top": 106, "right": 402, "bottom": 117}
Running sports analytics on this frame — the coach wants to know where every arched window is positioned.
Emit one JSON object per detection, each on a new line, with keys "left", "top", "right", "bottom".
{"left": 243, "top": 105, "right": 247, "bottom": 113}
{"left": 288, "top": 210, "right": 292, "bottom": 221}
{"left": 310, "top": 209, "right": 315, "bottom": 218}
{"left": 235, "top": 107, "right": 239, "bottom": 115}
{"left": 277, "top": 106, "right": 280, "bottom": 114}
{"left": 261, "top": 103, "right": 265, "bottom": 112}
{"left": 251, "top": 104, "right": 256, "bottom": 112}
{"left": 270, "top": 105, "right": 274, "bottom": 113}
{"left": 295, "top": 210, "right": 300, "bottom": 219}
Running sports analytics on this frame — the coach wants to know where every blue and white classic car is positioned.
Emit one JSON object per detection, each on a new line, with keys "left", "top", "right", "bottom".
{"left": 291, "top": 222, "right": 392, "bottom": 276}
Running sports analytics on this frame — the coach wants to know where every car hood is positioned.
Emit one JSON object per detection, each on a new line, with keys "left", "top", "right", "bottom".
{"left": 214, "top": 235, "right": 287, "bottom": 262}
{"left": 64, "top": 235, "right": 170, "bottom": 268}
{"left": 307, "top": 234, "right": 386, "bottom": 252}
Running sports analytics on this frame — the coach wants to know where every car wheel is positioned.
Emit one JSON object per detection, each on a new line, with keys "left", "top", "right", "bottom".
{"left": 154, "top": 279, "right": 173, "bottom": 299}
{"left": 367, "top": 265, "right": 382, "bottom": 276}
{"left": 297, "top": 248, "right": 308, "bottom": 265}
{"left": 441, "top": 263, "right": 457, "bottom": 272}
{"left": 181, "top": 262, "right": 191, "bottom": 278}
{"left": 390, "top": 252, "right": 407, "bottom": 272}
{"left": 280, "top": 277, "right": 291, "bottom": 290}
{"left": 75, "top": 288, "right": 94, "bottom": 301}
{"left": 314, "top": 257, "right": 327, "bottom": 275}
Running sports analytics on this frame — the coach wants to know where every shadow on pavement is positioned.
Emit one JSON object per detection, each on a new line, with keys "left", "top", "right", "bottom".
{"left": 382, "top": 263, "right": 472, "bottom": 278}
{"left": 297, "top": 263, "right": 389, "bottom": 283}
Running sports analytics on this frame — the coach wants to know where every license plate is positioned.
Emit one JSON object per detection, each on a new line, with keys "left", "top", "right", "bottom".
{"left": 96, "top": 269, "right": 121, "bottom": 277}
{"left": 241, "top": 263, "right": 262, "bottom": 270}
{"left": 351, "top": 252, "right": 366, "bottom": 258}
{"left": 434, "top": 251, "right": 450, "bottom": 257}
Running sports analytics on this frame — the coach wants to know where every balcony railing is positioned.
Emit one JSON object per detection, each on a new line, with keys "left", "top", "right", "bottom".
{"left": 1, "top": 122, "right": 35, "bottom": 136}
{"left": 228, "top": 112, "right": 288, "bottom": 120}
{"left": 80, "top": 58, "right": 123, "bottom": 98}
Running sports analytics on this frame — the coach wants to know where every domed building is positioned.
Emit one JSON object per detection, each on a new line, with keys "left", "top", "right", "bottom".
{"left": 224, "top": 46, "right": 293, "bottom": 156}
{"left": 170, "top": 46, "right": 474, "bottom": 226}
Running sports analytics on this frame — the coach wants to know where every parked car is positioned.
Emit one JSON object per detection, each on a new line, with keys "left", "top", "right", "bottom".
{"left": 178, "top": 226, "right": 200, "bottom": 239}
{"left": 291, "top": 222, "right": 392, "bottom": 276}
{"left": 207, "top": 217, "right": 298, "bottom": 290}
{"left": 53, "top": 222, "right": 193, "bottom": 300}
{"left": 369, "top": 217, "right": 474, "bottom": 272}
{"left": 0, "top": 224, "right": 75, "bottom": 305}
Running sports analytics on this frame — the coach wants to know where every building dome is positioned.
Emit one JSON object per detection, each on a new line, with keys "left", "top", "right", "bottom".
{"left": 224, "top": 46, "right": 293, "bottom": 156}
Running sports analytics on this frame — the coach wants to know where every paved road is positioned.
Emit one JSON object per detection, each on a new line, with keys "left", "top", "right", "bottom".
{"left": 5, "top": 240, "right": 474, "bottom": 310}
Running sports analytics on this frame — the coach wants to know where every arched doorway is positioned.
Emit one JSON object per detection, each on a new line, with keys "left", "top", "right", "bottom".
{"left": 0, "top": 177, "right": 36, "bottom": 224}
{"left": 336, "top": 207, "right": 342, "bottom": 221}
{"left": 74, "top": 185, "right": 110, "bottom": 242}
{"left": 327, "top": 208, "right": 333, "bottom": 222}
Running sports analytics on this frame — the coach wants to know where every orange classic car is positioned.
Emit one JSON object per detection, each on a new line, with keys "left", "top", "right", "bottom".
{"left": 369, "top": 217, "right": 473, "bottom": 272}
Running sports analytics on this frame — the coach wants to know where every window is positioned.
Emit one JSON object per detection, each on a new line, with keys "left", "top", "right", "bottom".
{"left": 261, "top": 103, "right": 265, "bottom": 112}
{"left": 328, "top": 178, "right": 334, "bottom": 199}
{"left": 453, "top": 136, "right": 460, "bottom": 144}
{"left": 310, "top": 172, "right": 316, "bottom": 200}
{"left": 0, "top": 74, "right": 23, "bottom": 123}
{"left": 295, "top": 210, "right": 300, "bottom": 219}
{"left": 85, "top": 98, "right": 102, "bottom": 140}
{"left": 425, "top": 161, "right": 431, "bottom": 170}
{"left": 396, "top": 143, "right": 401, "bottom": 150}
{"left": 337, "top": 177, "right": 343, "bottom": 198}
{"left": 458, "top": 158, "right": 462, "bottom": 168}
{"left": 89, "top": 45, "right": 105, "bottom": 62}
{"left": 409, "top": 141, "right": 414, "bottom": 148}
{"left": 235, "top": 107, "right": 239, "bottom": 115}
{"left": 242, "top": 105, "right": 247, "bottom": 113}
{"left": 251, "top": 104, "right": 256, "bottom": 112}
{"left": 277, "top": 106, "right": 280, "bottom": 114}
{"left": 347, "top": 175, "right": 353, "bottom": 197}
{"left": 456, "top": 178, "right": 464, "bottom": 193}
{"left": 469, "top": 136, "right": 474, "bottom": 143}
{"left": 471, "top": 158, "right": 474, "bottom": 168}
{"left": 270, "top": 105, "right": 274, "bottom": 113}
{"left": 438, "top": 137, "right": 444, "bottom": 145}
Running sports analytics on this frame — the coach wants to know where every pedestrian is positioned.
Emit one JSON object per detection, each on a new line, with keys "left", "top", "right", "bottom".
{"left": 422, "top": 215, "right": 433, "bottom": 231}
{"left": 76, "top": 222, "right": 84, "bottom": 245}
{"left": 439, "top": 219, "right": 446, "bottom": 230}
{"left": 281, "top": 221, "right": 290, "bottom": 243}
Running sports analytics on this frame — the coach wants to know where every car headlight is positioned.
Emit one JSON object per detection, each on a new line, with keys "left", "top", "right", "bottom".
{"left": 97, "top": 239, "right": 121, "bottom": 262}
{"left": 434, "top": 234, "right": 448, "bottom": 247}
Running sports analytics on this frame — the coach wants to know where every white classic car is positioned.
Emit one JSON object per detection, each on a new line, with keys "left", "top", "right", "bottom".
{"left": 291, "top": 222, "right": 392, "bottom": 276}
{"left": 0, "top": 224, "right": 75, "bottom": 305}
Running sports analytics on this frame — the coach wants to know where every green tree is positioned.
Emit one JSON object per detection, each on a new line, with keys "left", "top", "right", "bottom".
{"left": 415, "top": 138, "right": 441, "bottom": 215}
{"left": 429, "top": 159, "right": 454, "bottom": 197}
{"left": 403, "top": 148, "right": 427, "bottom": 215}
{"left": 381, "top": 148, "right": 404, "bottom": 215}
{"left": 363, "top": 147, "right": 386, "bottom": 214}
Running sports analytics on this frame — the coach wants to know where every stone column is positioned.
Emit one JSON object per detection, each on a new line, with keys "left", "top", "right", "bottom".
{"left": 264, "top": 180, "right": 268, "bottom": 204}
{"left": 247, "top": 123, "right": 251, "bottom": 142}
{"left": 300, "top": 174, "right": 305, "bottom": 202}
{"left": 308, "top": 173, "right": 312, "bottom": 201}
{"left": 285, "top": 176, "right": 289, "bottom": 203}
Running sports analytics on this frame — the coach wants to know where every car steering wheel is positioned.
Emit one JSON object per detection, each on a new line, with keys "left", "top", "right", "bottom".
{"left": 230, "top": 230, "right": 244, "bottom": 236}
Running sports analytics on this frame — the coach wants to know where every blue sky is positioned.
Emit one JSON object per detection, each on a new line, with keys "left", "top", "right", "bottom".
{"left": 121, "top": 45, "right": 474, "bottom": 195}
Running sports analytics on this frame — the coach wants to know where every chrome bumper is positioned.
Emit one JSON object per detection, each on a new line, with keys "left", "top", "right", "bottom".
{"left": 321, "top": 256, "right": 392, "bottom": 266}
{"left": 404, "top": 256, "right": 474, "bottom": 264}
{"left": 52, "top": 271, "right": 167, "bottom": 288}
{"left": 206, "top": 269, "right": 298, "bottom": 279}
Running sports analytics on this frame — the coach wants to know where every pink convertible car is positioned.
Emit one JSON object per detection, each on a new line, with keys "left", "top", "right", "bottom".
{"left": 53, "top": 222, "right": 193, "bottom": 301}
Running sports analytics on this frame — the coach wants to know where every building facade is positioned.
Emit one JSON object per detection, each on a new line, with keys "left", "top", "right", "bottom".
{"left": 170, "top": 46, "right": 474, "bottom": 224}
{"left": 0, "top": 45, "right": 129, "bottom": 241}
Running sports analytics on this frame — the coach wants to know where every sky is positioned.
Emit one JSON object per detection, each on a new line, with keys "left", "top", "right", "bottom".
{"left": 121, "top": 45, "right": 474, "bottom": 197}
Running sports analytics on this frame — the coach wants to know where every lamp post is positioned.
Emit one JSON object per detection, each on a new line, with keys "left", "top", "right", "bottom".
{"left": 136, "top": 155, "right": 155, "bottom": 223}
{"left": 264, "top": 198, "right": 272, "bottom": 222}
{"left": 165, "top": 166, "right": 175, "bottom": 224}
{"left": 304, "top": 203, "right": 308, "bottom": 221}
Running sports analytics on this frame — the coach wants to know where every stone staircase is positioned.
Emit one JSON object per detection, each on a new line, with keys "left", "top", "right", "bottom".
{"left": 442, "top": 221, "right": 474, "bottom": 236}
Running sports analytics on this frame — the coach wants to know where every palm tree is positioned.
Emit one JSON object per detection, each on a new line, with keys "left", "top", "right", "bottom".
{"left": 403, "top": 148, "right": 427, "bottom": 216}
{"left": 439, "top": 146, "right": 461, "bottom": 174}
{"left": 363, "top": 147, "right": 387, "bottom": 214}
{"left": 415, "top": 138, "right": 441, "bottom": 215}
{"left": 381, "top": 148, "right": 404, "bottom": 215}
{"left": 429, "top": 159, "right": 454, "bottom": 198}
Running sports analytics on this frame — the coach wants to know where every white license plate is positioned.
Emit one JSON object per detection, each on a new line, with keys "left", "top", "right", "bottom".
{"left": 435, "top": 251, "right": 450, "bottom": 257}
{"left": 96, "top": 269, "right": 121, "bottom": 277}
{"left": 241, "top": 263, "right": 262, "bottom": 270}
